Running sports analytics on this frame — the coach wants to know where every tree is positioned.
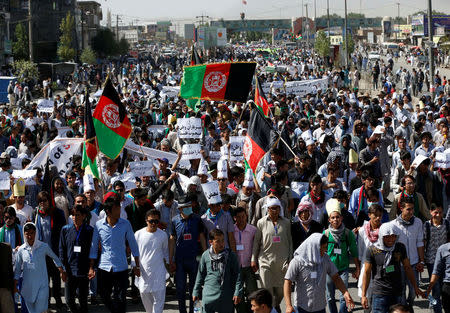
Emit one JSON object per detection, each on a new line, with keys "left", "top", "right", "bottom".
{"left": 317, "top": 13, "right": 341, "bottom": 19}
{"left": 57, "top": 12, "right": 76, "bottom": 61}
{"left": 91, "top": 28, "right": 118, "bottom": 58}
{"left": 314, "top": 30, "right": 330, "bottom": 58}
{"left": 12, "top": 23, "right": 29, "bottom": 61}
{"left": 344, "top": 33, "right": 355, "bottom": 55}
{"left": 13, "top": 60, "right": 38, "bottom": 83}
{"left": 117, "top": 38, "right": 129, "bottom": 55}
{"left": 80, "top": 47, "right": 97, "bottom": 64}
{"left": 347, "top": 12, "right": 365, "bottom": 19}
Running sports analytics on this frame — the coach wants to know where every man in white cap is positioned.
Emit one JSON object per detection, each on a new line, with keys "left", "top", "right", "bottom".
{"left": 11, "top": 178, "right": 33, "bottom": 226}
{"left": 251, "top": 197, "right": 292, "bottom": 312}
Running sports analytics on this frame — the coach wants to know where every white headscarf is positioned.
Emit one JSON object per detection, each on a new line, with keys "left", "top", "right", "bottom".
{"left": 374, "top": 222, "right": 399, "bottom": 268}
{"left": 23, "top": 222, "right": 42, "bottom": 252}
{"left": 293, "top": 233, "right": 325, "bottom": 284}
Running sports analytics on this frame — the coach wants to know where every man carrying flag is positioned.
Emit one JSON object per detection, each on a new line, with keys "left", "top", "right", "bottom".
{"left": 243, "top": 105, "right": 275, "bottom": 172}
{"left": 82, "top": 91, "right": 99, "bottom": 179}
{"left": 254, "top": 75, "right": 271, "bottom": 117}
{"left": 93, "top": 78, "right": 132, "bottom": 160}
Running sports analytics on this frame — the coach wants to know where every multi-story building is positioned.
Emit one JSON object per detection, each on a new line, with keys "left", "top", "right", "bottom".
{"left": 76, "top": 1, "right": 102, "bottom": 51}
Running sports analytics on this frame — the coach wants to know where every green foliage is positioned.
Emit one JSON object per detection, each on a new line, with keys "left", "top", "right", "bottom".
{"left": 347, "top": 12, "right": 365, "bottom": 19}
{"left": 57, "top": 12, "right": 76, "bottom": 61}
{"left": 317, "top": 13, "right": 341, "bottom": 19}
{"left": 117, "top": 38, "right": 130, "bottom": 55}
{"left": 80, "top": 47, "right": 97, "bottom": 64}
{"left": 13, "top": 60, "right": 38, "bottom": 83}
{"left": 314, "top": 30, "right": 330, "bottom": 58}
{"left": 344, "top": 33, "right": 355, "bottom": 54}
{"left": 91, "top": 28, "right": 118, "bottom": 58}
{"left": 12, "top": 23, "right": 29, "bottom": 61}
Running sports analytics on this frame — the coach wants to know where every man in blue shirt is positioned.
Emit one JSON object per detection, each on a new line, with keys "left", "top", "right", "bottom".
{"left": 89, "top": 195, "right": 140, "bottom": 313}
{"left": 59, "top": 205, "right": 93, "bottom": 313}
{"left": 169, "top": 194, "right": 206, "bottom": 313}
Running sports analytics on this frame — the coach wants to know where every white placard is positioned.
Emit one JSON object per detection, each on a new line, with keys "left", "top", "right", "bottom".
{"left": 262, "top": 77, "right": 328, "bottom": 96}
{"left": 0, "top": 171, "right": 10, "bottom": 190}
{"left": 178, "top": 118, "right": 202, "bottom": 139}
{"left": 128, "top": 161, "right": 155, "bottom": 177}
{"left": 37, "top": 99, "right": 54, "bottom": 113}
{"left": 209, "top": 151, "right": 221, "bottom": 162}
{"left": 181, "top": 144, "right": 202, "bottom": 160}
{"left": 83, "top": 174, "right": 95, "bottom": 192}
{"left": 111, "top": 172, "right": 136, "bottom": 191}
{"left": 56, "top": 126, "right": 72, "bottom": 138}
{"left": 201, "top": 181, "right": 222, "bottom": 204}
{"left": 435, "top": 151, "right": 450, "bottom": 169}
{"left": 11, "top": 158, "right": 23, "bottom": 169}
{"left": 291, "top": 182, "right": 310, "bottom": 199}
{"left": 220, "top": 145, "right": 228, "bottom": 157}
{"left": 12, "top": 169, "right": 37, "bottom": 186}
{"left": 229, "top": 136, "right": 245, "bottom": 161}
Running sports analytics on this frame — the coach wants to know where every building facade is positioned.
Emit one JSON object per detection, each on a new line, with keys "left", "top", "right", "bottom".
{"left": 76, "top": 1, "right": 102, "bottom": 52}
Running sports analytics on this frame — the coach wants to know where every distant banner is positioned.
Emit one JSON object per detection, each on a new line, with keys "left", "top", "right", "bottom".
{"left": 160, "top": 86, "right": 180, "bottom": 98}
{"left": 262, "top": 77, "right": 328, "bottom": 96}
{"left": 37, "top": 99, "right": 54, "bottom": 113}
{"left": 128, "top": 160, "right": 156, "bottom": 177}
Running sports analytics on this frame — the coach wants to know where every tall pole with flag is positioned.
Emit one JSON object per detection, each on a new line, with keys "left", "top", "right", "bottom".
{"left": 254, "top": 74, "right": 271, "bottom": 118}
{"left": 81, "top": 91, "right": 100, "bottom": 178}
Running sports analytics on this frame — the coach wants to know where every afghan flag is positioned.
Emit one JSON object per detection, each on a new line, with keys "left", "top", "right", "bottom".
{"left": 190, "top": 45, "right": 202, "bottom": 65}
{"left": 180, "top": 62, "right": 256, "bottom": 103}
{"left": 243, "top": 106, "right": 274, "bottom": 172}
{"left": 81, "top": 92, "right": 100, "bottom": 179}
{"left": 93, "top": 79, "right": 132, "bottom": 159}
{"left": 255, "top": 76, "right": 270, "bottom": 117}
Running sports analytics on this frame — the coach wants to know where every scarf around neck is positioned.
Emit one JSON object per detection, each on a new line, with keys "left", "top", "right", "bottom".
{"left": 328, "top": 223, "right": 346, "bottom": 244}
{"left": 374, "top": 223, "right": 399, "bottom": 268}
{"left": 364, "top": 221, "right": 380, "bottom": 243}
{"left": 396, "top": 214, "right": 415, "bottom": 226}
{"left": 209, "top": 246, "right": 229, "bottom": 286}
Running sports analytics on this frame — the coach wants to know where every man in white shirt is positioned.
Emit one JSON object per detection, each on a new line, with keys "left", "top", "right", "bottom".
{"left": 11, "top": 179, "right": 33, "bottom": 226}
{"left": 134, "top": 209, "right": 169, "bottom": 313}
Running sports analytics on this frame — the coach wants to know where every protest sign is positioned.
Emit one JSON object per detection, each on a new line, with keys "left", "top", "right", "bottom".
{"left": 37, "top": 99, "right": 54, "bottom": 113}
{"left": 56, "top": 127, "right": 72, "bottom": 138}
{"left": 201, "top": 181, "right": 221, "bottom": 204}
{"left": 217, "top": 158, "right": 228, "bottom": 179}
{"left": 209, "top": 151, "right": 221, "bottom": 162}
{"left": 291, "top": 181, "right": 309, "bottom": 199}
{"left": 0, "top": 171, "right": 10, "bottom": 190}
{"left": 262, "top": 77, "right": 328, "bottom": 96}
{"left": 229, "top": 136, "right": 245, "bottom": 161}
{"left": 111, "top": 172, "right": 136, "bottom": 191}
{"left": 435, "top": 149, "right": 450, "bottom": 168}
{"left": 83, "top": 174, "right": 95, "bottom": 192}
{"left": 178, "top": 118, "right": 202, "bottom": 139}
{"left": 12, "top": 169, "right": 37, "bottom": 186}
{"left": 220, "top": 145, "right": 228, "bottom": 158}
{"left": 160, "top": 86, "right": 180, "bottom": 98}
{"left": 128, "top": 160, "right": 156, "bottom": 177}
{"left": 181, "top": 144, "right": 202, "bottom": 160}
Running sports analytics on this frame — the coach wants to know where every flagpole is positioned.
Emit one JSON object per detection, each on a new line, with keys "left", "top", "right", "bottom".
{"left": 94, "top": 139, "right": 106, "bottom": 197}
{"left": 232, "top": 101, "right": 248, "bottom": 136}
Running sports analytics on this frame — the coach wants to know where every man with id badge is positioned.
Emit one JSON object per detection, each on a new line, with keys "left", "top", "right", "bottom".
{"left": 251, "top": 197, "right": 292, "bottom": 312}
{"left": 361, "top": 223, "right": 425, "bottom": 313}
{"left": 169, "top": 195, "right": 207, "bottom": 313}
{"left": 233, "top": 207, "right": 257, "bottom": 313}
{"left": 59, "top": 205, "right": 94, "bottom": 313}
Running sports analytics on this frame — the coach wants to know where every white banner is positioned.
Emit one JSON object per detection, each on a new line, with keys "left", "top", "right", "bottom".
{"left": 435, "top": 150, "right": 450, "bottom": 168}
{"left": 181, "top": 144, "right": 202, "bottom": 160}
{"left": 229, "top": 136, "right": 245, "bottom": 161}
{"left": 160, "top": 86, "right": 180, "bottom": 98}
{"left": 178, "top": 118, "right": 202, "bottom": 139}
{"left": 37, "top": 99, "right": 54, "bottom": 113}
{"left": 262, "top": 77, "right": 328, "bottom": 96}
{"left": 202, "top": 181, "right": 221, "bottom": 204}
{"left": 12, "top": 169, "right": 37, "bottom": 186}
{"left": 128, "top": 160, "right": 156, "bottom": 177}
{"left": 56, "top": 126, "right": 72, "bottom": 138}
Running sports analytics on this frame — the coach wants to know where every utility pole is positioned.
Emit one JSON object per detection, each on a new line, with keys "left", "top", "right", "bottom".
{"left": 116, "top": 14, "right": 119, "bottom": 40}
{"left": 305, "top": 3, "right": 309, "bottom": 49}
{"left": 28, "top": 0, "right": 33, "bottom": 62}
{"left": 327, "top": 0, "right": 330, "bottom": 46}
{"left": 396, "top": 2, "right": 400, "bottom": 40}
{"left": 196, "top": 14, "right": 210, "bottom": 26}
{"left": 428, "top": 0, "right": 435, "bottom": 98}
{"left": 344, "top": 0, "right": 348, "bottom": 68}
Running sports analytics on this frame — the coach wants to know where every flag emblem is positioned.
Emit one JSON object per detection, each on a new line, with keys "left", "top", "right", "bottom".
{"left": 243, "top": 136, "right": 253, "bottom": 156}
{"left": 204, "top": 71, "right": 227, "bottom": 92}
{"left": 102, "top": 103, "right": 121, "bottom": 129}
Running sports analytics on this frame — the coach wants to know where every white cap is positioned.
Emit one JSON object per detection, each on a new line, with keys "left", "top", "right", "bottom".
{"left": 83, "top": 174, "right": 95, "bottom": 192}
{"left": 265, "top": 197, "right": 282, "bottom": 209}
{"left": 242, "top": 169, "right": 254, "bottom": 188}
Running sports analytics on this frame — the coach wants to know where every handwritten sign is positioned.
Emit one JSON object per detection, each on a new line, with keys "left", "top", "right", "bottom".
{"left": 209, "top": 151, "right": 221, "bottom": 162}
{"left": 37, "top": 99, "right": 54, "bottom": 113}
{"left": 262, "top": 77, "right": 328, "bottom": 96}
{"left": 178, "top": 118, "right": 202, "bottom": 139}
{"left": 128, "top": 161, "right": 156, "bottom": 177}
{"left": 12, "top": 169, "right": 37, "bottom": 186}
{"left": 181, "top": 144, "right": 202, "bottom": 160}
{"left": 220, "top": 145, "right": 228, "bottom": 158}
{"left": 201, "top": 181, "right": 222, "bottom": 204}
{"left": 229, "top": 136, "right": 245, "bottom": 161}
{"left": 111, "top": 172, "right": 136, "bottom": 191}
{"left": 0, "top": 171, "right": 10, "bottom": 190}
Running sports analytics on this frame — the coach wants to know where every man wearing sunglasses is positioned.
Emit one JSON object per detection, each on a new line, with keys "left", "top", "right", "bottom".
{"left": 134, "top": 209, "right": 169, "bottom": 313}
{"left": 0, "top": 207, "right": 23, "bottom": 251}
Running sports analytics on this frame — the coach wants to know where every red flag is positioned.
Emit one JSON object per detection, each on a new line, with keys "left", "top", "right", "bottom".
{"left": 255, "top": 76, "right": 270, "bottom": 117}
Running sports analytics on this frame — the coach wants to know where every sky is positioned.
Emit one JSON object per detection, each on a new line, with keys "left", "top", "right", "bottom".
{"left": 92, "top": 0, "right": 450, "bottom": 25}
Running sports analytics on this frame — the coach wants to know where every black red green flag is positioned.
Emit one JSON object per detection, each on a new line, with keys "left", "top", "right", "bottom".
{"left": 190, "top": 45, "right": 202, "bottom": 65}
{"left": 180, "top": 62, "right": 256, "bottom": 103}
{"left": 81, "top": 91, "right": 99, "bottom": 178}
{"left": 93, "top": 79, "right": 132, "bottom": 159}
{"left": 255, "top": 76, "right": 270, "bottom": 117}
{"left": 243, "top": 106, "right": 275, "bottom": 171}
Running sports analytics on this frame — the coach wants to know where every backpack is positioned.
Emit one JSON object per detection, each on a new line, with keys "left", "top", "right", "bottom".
{"left": 325, "top": 228, "right": 351, "bottom": 253}
{"left": 424, "top": 219, "right": 450, "bottom": 251}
